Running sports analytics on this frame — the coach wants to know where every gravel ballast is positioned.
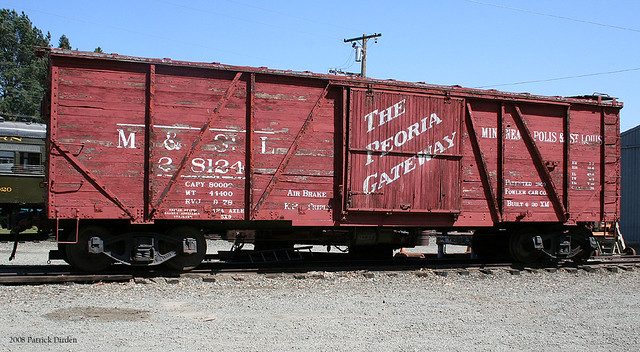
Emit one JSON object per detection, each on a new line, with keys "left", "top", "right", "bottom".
{"left": 0, "top": 241, "right": 638, "bottom": 351}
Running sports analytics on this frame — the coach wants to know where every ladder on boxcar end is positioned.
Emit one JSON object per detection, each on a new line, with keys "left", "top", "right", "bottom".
{"left": 594, "top": 223, "right": 636, "bottom": 255}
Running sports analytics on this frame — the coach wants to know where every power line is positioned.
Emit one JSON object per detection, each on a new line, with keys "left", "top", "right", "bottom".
{"left": 463, "top": 0, "right": 640, "bottom": 33}
{"left": 335, "top": 47, "right": 355, "bottom": 70}
{"left": 474, "top": 67, "right": 640, "bottom": 89}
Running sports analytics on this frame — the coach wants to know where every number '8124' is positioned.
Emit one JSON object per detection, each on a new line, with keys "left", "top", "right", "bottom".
{"left": 191, "top": 158, "right": 244, "bottom": 174}
{"left": 157, "top": 157, "right": 244, "bottom": 174}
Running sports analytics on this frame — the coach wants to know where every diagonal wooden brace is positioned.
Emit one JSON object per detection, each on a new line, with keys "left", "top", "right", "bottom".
{"left": 51, "top": 140, "right": 136, "bottom": 220}
{"left": 512, "top": 105, "right": 568, "bottom": 222}
{"left": 151, "top": 72, "right": 243, "bottom": 218}
{"left": 251, "top": 83, "right": 331, "bottom": 218}
{"left": 466, "top": 103, "right": 502, "bottom": 222}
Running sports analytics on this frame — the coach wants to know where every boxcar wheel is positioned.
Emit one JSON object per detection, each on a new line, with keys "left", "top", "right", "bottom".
{"left": 570, "top": 227, "right": 595, "bottom": 263}
{"left": 65, "top": 226, "right": 114, "bottom": 272}
{"left": 164, "top": 226, "right": 206, "bottom": 271}
{"left": 509, "top": 227, "right": 543, "bottom": 263}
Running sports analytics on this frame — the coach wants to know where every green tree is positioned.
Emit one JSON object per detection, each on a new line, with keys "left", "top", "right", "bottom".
{"left": 0, "top": 9, "right": 50, "bottom": 122}
{"left": 94, "top": 46, "right": 103, "bottom": 53}
{"left": 58, "top": 34, "right": 70, "bottom": 49}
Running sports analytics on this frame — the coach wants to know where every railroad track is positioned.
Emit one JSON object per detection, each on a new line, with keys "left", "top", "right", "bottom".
{"left": 0, "top": 253, "right": 638, "bottom": 285}
{"left": 0, "top": 265, "right": 133, "bottom": 285}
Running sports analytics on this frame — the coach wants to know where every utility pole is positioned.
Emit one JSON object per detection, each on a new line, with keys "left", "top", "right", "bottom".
{"left": 343, "top": 33, "right": 381, "bottom": 77}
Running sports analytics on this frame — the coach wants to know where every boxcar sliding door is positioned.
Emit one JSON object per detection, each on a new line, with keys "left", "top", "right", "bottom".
{"left": 345, "top": 89, "right": 463, "bottom": 214}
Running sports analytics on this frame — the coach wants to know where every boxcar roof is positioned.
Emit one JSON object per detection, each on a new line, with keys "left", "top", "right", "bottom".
{"left": 43, "top": 48, "right": 623, "bottom": 109}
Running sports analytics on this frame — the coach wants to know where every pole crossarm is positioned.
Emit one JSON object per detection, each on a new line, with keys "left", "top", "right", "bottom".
{"left": 342, "top": 33, "right": 382, "bottom": 77}
{"left": 343, "top": 33, "right": 382, "bottom": 43}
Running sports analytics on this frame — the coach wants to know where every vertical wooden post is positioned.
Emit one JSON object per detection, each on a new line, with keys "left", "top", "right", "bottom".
{"left": 246, "top": 73, "right": 255, "bottom": 220}
{"left": 144, "top": 64, "right": 156, "bottom": 222}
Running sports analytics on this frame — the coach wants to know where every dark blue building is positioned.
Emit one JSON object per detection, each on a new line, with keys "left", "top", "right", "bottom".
{"left": 621, "top": 125, "right": 640, "bottom": 244}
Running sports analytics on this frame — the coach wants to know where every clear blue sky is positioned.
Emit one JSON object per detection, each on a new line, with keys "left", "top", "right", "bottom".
{"left": 3, "top": 0, "right": 639, "bottom": 131}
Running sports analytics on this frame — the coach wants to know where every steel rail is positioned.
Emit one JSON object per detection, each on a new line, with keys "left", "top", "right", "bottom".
{"left": 1, "top": 254, "right": 638, "bottom": 285}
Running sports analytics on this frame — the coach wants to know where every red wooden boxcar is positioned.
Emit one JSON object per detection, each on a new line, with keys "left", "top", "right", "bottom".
{"left": 43, "top": 49, "right": 621, "bottom": 270}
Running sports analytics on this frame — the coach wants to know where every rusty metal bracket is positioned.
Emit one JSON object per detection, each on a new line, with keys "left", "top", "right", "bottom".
{"left": 444, "top": 90, "right": 452, "bottom": 103}
{"left": 151, "top": 71, "right": 243, "bottom": 218}
{"left": 49, "top": 180, "right": 84, "bottom": 194}
{"left": 348, "top": 148, "right": 462, "bottom": 159}
{"left": 251, "top": 83, "right": 331, "bottom": 218}
{"left": 466, "top": 103, "right": 502, "bottom": 223}
{"left": 512, "top": 105, "right": 568, "bottom": 222}
{"left": 56, "top": 210, "right": 80, "bottom": 244}
{"left": 49, "top": 142, "right": 84, "bottom": 156}
{"left": 50, "top": 139, "right": 136, "bottom": 220}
